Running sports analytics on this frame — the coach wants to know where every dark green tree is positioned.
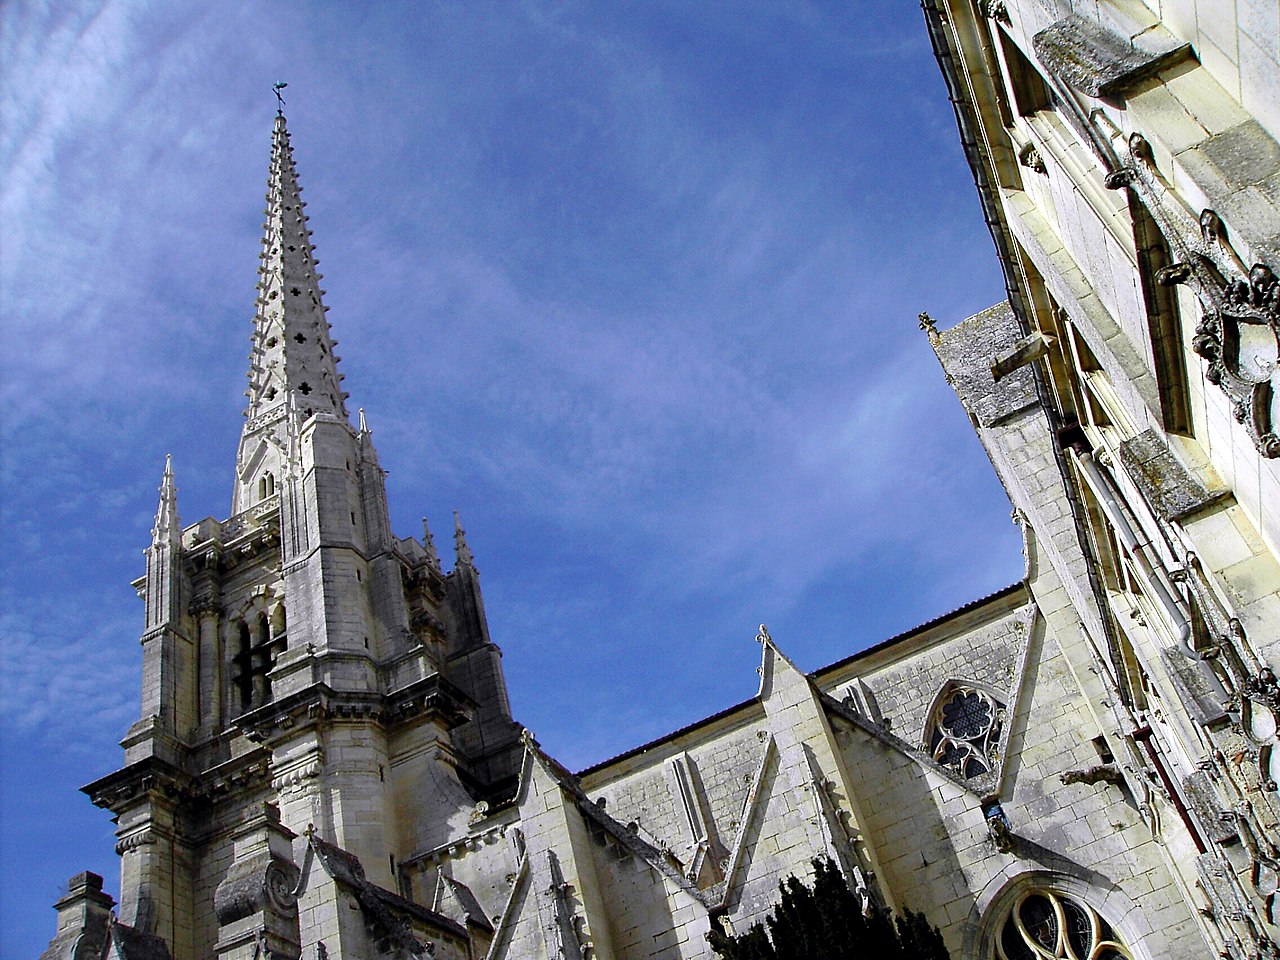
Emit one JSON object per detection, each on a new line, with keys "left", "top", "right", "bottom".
{"left": 708, "top": 859, "right": 950, "bottom": 960}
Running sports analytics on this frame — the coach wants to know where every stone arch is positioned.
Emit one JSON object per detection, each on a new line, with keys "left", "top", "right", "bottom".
{"left": 270, "top": 601, "right": 287, "bottom": 639}
{"left": 963, "top": 867, "right": 1159, "bottom": 960}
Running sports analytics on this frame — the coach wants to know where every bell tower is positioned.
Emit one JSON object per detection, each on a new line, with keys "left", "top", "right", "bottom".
{"left": 47, "top": 109, "right": 523, "bottom": 960}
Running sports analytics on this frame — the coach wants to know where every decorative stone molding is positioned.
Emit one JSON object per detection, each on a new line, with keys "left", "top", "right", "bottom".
{"left": 1106, "top": 134, "right": 1280, "bottom": 458}
{"left": 189, "top": 594, "right": 222, "bottom": 618}
{"left": 200, "top": 757, "right": 272, "bottom": 800}
{"left": 271, "top": 752, "right": 324, "bottom": 794}
{"left": 85, "top": 756, "right": 196, "bottom": 812}
{"left": 115, "top": 828, "right": 157, "bottom": 855}
{"left": 240, "top": 677, "right": 472, "bottom": 745}
{"left": 399, "top": 823, "right": 510, "bottom": 879}
{"left": 244, "top": 403, "right": 289, "bottom": 436}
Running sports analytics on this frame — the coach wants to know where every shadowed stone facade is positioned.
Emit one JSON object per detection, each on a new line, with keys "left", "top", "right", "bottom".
{"left": 42, "top": 3, "right": 1280, "bottom": 957}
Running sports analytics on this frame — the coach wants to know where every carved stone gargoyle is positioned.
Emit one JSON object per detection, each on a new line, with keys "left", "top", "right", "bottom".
{"left": 1106, "top": 133, "right": 1280, "bottom": 458}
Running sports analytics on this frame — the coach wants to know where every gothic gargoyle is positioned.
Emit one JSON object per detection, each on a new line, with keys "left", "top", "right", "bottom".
{"left": 1060, "top": 764, "right": 1125, "bottom": 787}
{"left": 985, "top": 803, "right": 1015, "bottom": 853}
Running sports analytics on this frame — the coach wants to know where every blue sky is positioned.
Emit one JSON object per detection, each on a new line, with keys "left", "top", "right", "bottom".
{"left": 1, "top": 1, "right": 1022, "bottom": 952}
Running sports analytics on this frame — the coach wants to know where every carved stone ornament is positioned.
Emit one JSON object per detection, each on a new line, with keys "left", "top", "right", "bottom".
{"left": 214, "top": 854, "right": 300, "bottom": 925}
{"left": 985, "top": 803, "right": 1015, "bottom": 853}
{"left": 979, "top": 0, "right": 1010, "bottom": 24}
{"left": 1241, "top": 669, "right": 1280, "bottom": 791}
{"left": 1106, "top": 133, "right": 1280, "bottom": 457}
{"left": 1018, "top": 141, "right": 1046, "bottom": 174}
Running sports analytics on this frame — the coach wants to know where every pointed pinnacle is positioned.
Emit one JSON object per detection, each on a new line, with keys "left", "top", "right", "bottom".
{"left": 358, "top": 407, "right": 368, "bottom": 433}
{"left": 453, "top": 511, "right": 474, "bottom": 566}
{"left": 421, "top": 517, "right": 440, "bottom": 565}
{"left": 152, "top": 454, "right": 180, "bottom": 546}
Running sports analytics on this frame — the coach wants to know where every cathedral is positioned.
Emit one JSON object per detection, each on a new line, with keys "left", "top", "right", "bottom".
{"left": 40, "top": 2, "right": 1280, "bottom": 959}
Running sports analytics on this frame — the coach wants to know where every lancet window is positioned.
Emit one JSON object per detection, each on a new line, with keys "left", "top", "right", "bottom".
{"left": 926, "top": 682, "right": 1005, "bottom": 779}
{"left": 258, "top": 471, "right": 276, "bottom": 500}
{"left": 997, "top": 889, "right": 1132, "bottom": 960}
{"left": 230, "top": 603, "right": 287, "bottom": 713}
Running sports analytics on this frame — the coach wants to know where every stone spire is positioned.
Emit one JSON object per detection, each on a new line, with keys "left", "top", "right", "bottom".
{"left": 233, "top": 111, "right": 350, "bottom": 515}
{"left": 151, "top": 454, "right": 179, "bottom": 547}
{"left": 453, "top": 511, "right": 474, "bottom": 567}
{"left": 244, "top": 112, "right": 347, "bottom": 427}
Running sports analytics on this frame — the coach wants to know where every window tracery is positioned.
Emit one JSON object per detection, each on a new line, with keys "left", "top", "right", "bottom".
{"left": 997, "top": 889, "right": 1132, "bottom": 960}
{"left": 927, "top": 683, "right": 1005, "bottom": 779}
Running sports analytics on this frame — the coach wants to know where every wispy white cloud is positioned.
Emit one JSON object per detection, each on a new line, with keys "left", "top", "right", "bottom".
{"left": 0, "top": 596, "right": 137, "bottom": 754}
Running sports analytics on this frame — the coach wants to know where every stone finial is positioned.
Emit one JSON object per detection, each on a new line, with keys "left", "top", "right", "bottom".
{"left": 453, "top": 511, "right": 474, "bottom": 567}
{"left": 151, "top": 455, "right": 179, "bottom": 547}
{"left": 358, "top": 407, "right": 368, "bottom": 433}
{"left": 755, "top": 624, "right": 771, "bottom": 644}
{"left": 421, "top": 517, "right": 440, "bottom": 566}
{"left": 918, "top": 311, "right": 938, "bottom": 336}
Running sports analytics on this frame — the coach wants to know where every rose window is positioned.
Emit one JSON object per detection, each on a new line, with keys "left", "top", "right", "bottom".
{"left": 997, "top": 889, "right": 1132, "bottom": 960}
{"left": 928, "top": 685, "right": 1004, "bottom": 779}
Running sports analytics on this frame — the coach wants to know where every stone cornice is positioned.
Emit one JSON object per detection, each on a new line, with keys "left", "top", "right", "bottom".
{"left": 82, "top": 756, "right": 194, "bottom": 812}
{"left": 235, "top": 675, "right": 474, "bottom": 746}
{"left": 84, "top": 749, "right": 274, "bottom": 812}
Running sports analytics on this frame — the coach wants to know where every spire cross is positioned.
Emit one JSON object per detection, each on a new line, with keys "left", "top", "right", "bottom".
{"left": 273, "top": 81, "right": 288, "bottom": 115}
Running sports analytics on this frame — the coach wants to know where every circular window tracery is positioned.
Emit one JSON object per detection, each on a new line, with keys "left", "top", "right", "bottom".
{"left": 929, "top": 684, "right": 1004, "bottom": 778}
{"left": 997, "top": 889, "right": 1132, "bottom": 960}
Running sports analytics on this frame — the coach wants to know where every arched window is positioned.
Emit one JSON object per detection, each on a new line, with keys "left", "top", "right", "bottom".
{"left": 997, "top": 888, "right": 1132, "bottom": 960}
{"left": 232, "top": 621, "right": 253, "bottom": 712}
{"left": 229, "top": 607, "right": 288, "bottom": 714}
{"left": 257, "top": 472, "right": 276, "bottom": 500}
{"left": 925, "top": 681, "right": 1005, "bottom": 779}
